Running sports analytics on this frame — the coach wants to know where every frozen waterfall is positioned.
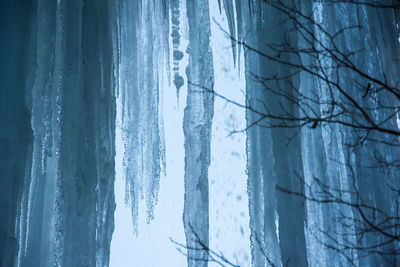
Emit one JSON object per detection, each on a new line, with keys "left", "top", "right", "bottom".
{"left": 1, "top": 0, "right": 400, "bottom": 267}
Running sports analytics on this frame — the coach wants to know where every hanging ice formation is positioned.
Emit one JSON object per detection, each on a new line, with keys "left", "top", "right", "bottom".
{"left": 118, "top": 0, "right": 168, "bottom": 234}
{"left": 1, "top": 1, "right": 119, "bottom": 266}
{"left": 119, "top": 2, "right": 216, "bottom": 266}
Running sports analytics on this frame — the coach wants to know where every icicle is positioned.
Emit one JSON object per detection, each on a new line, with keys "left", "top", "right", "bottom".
{"left": 119, "top": 0, "right": 168, "bottom": 233}
{"left": 235, "top": 0, "right": 243, "bottom": 72}
{"left": 223, "top": 0, "right": 237, "bottom": 65}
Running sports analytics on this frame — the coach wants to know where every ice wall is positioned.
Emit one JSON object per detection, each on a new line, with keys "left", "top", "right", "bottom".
{"left": 303, "top": 2, "right": 400, "bottom": 266}
{"left": 1, "top": 1, "right": 119, "bottom": 266}
{"left": 233, "top": 1, "right": 400, "bottom": 266}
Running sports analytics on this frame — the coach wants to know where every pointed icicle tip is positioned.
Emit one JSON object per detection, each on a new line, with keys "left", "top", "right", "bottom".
{"left": 223, "top": 0, "right": 237, "bottom": 66}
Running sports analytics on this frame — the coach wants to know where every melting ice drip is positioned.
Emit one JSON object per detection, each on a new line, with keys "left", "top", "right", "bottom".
{"left": 171, "top": 0, "right": 184, "bottom": 101}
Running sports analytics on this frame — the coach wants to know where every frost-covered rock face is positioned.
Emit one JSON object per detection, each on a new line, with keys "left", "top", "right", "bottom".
{"left": 2, "top": 0, "right": 400, "bottom": 266}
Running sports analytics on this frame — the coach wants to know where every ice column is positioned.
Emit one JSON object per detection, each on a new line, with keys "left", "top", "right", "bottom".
{"left": 183, "top": 0, "right": 214, "bottom": 266}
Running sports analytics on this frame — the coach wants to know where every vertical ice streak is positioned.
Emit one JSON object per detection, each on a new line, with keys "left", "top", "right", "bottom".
{"left": 18, "top": 2, "right": 65, "bottom": 265}
{"left": 264, "top": 1, "right": 308, "bottom": 266}
{"left": 183, "top": 0, "right": 214, "bottom": 265}
{"left": 237, "top": 4, "right": 278, "bottom": 266}
{"left": 297, "top": 4, "right": 331, "bottom": 266}
{"left": 305, "top": 4, "right": 358, "bottom": 265}
{"left": 261, "top": 2, "right": 308, "bottom": 265}
{"left": 332, "top": 3, "right": 400, "bottom": 265}
{"left": 236, "top": 3, "right": 282, "bottom": 266}
{"left": 239, "top": 1, "right": 309, "bottom": 266}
